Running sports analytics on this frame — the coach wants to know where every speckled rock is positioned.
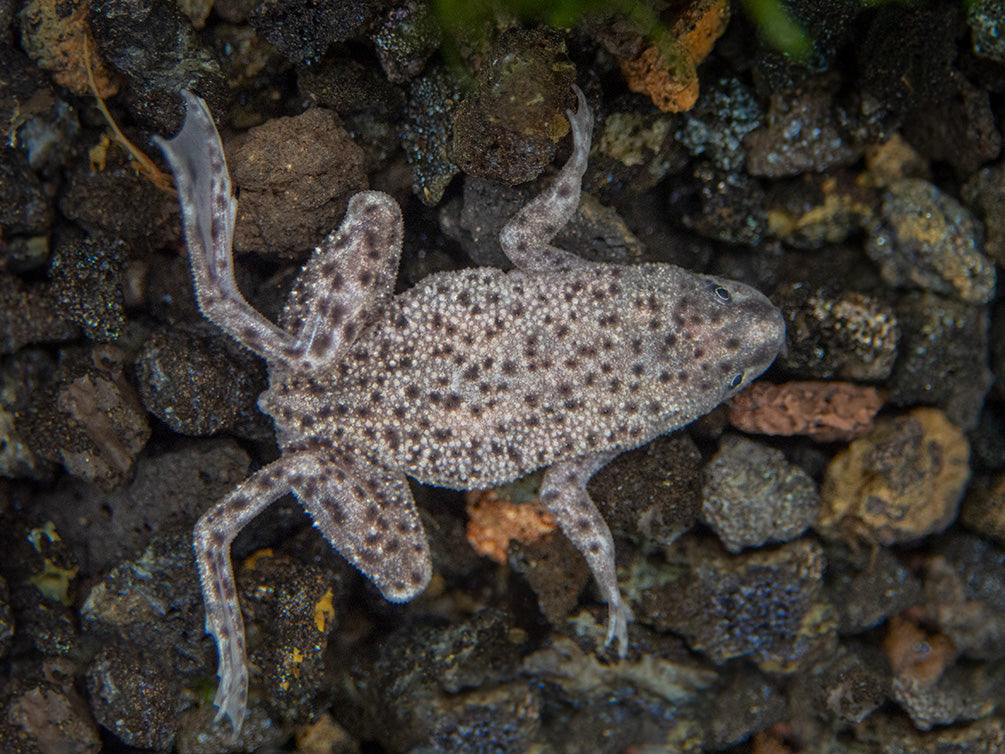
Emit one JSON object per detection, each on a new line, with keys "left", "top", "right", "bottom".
{"left": 86, "top": 642, "right": 180, "bottom": 751}
{"left": 48, "top": 232, "right": 125, "bottom": 342}
{"left": 0, "top": 348, "right": 56, "bottom": 479}
{"left": 451, "top": 28, "right": 575, "bottom": 185}
{"left": 866, "top": 179, "right": 996, "bottom": 304}
{"left": 589, "top": 103, "right": 686, "bottom": 201}
{"left": 235, "top": 549, "right": 347, "bottom": 727}
{"left": 676, "top": 76, "right": 761, "bottom": 172}
{"left": 59, "top": 161, "right": 178, "bottom": 250}
{"left": 441, "top": 175, "right": 641, "bottom": 269}
{"left": 884, "top": 615, "right": 1005, "bottom": 731}
{"left": 17, "top": 345, "right": 150, "bottom": 492}
{"left": 775, "top": 284, "right": 900, "bottom": 381}
{"left": 88, "top": 0, "right": 224, "bottom": 132}
{"left": 746, "top": 75, "right": 862, "bottom": 177}
{"left": 135, "top": 325, "right": 265, "bottom": 436}
{"left": 373, "top": 1, "right": 440, "bottom": 83}
{"left": 961, "top": 473, "right": 1005, "bottom": 545}
{"left": 250, "top": 0, "right": 386, "bottom": 62}
{"left": 889, "top": 292, "right": 992, "bottom": 430}
{"left": 790, "top": 642, "right": 889, "bottom": 725}
{"left": 701, "top": 435, "right": 819, "bottom": 553}
{"left": 337, "top": 610, "right": 526, "bottom": 752}
{"left": 969, "top": 0, "right": 1005, "bottom": 64}
{"left": 227, "top": 107, "right": 368, "bottom": 257}
{"left": 590, "top": 434, "right": 703, "bottom": 548}
{"left": 963, "top": 161, "right": 1005, "bottom": 268}
{"left": 683, "top": 163, "right": 766, "bottom": 245}
{"left": 874, "top": 714, "right": 1005, "bottom": 753}
{"left": 638, "top": 537, "right": 834, "bottom": 671}
{"left": 0, "top": 274, "right": 79, "bottom": 354}
{"left": 766, "top": 171, "right": 877, "bottom": 248}
{"left": 34, "top": 439, "right": 250, "bottom": 574}
{"left": 509, "top": 530, "right": 591, "bottom": 628}
{"left": 924, "top": 533, "right": 1005, "bottom": 661}
{"left": 5, "top": 658, "right": 102, "bottom": 754}
{"left": 728, "top": 381, "right": 885, "bottom": 442}
{"left": 823, "top": 543, "right": 924, "bottom": 634}
{"left": 702, "top": 668, "right": 787, "bottom": 750}
{"left": 403, "top": 65, "right": 462, "bottom": 205}
{"left": 0, "top": 146, "right": 52, "bottom": 235}
{"left": 818, "top": 408, "right": 969, "bottom": 545}
{"left": 521, "top": 633, "right": 713, "bottom": 752}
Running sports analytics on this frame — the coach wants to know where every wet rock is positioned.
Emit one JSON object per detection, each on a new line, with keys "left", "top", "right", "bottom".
{"left": 701, "top": 436, "right": 819, "bottom": 553}
{"left": 0, "top": 575, "right": 11, "bottom": 659}
{"left": 135, "top": 325, "right": 265, "bottom": 436}
{"left": 48, "top": 231, "right": 125, "bottom": 342}
{"left": 338, "top": 610, "right": 525, "bottom": 752}
{"left": 465, "top": 487, "right": 557, "bottom": 564}
{"left": 703, "top": 667, "right": 786, "bottom": 750}
{"left": 818, "top": 408, "right": 969, "bottom": 545}
{"left": 589, "top": 103, "right": 687, "bottom": 201}
{"left": 884, "top": 615, "right": 1005, "bottom": 731}
{"left": 728, "top": 381, "right": 885, "bottom": 443}
{"left": 968, "top": 0, "right": 1005, "bottom": 64}
{"left": 86, "top": 642, "right": 179, "bottom": 750}
{"left": 17, "top": 345, "right": 150, "bottom": 492}
{"left": 227, "top": 107, "right": 367, "bottom": 258}
{"left": 901, "top": 73, "right": 1000, "bottom": 178}
{"left": 237, "top": 550, "right": 346, "bottom": 727}
{"left": 790, "top": 642, "right": 889, "bottom": 725}
{"left": 746, "top": 75, "right": 862, "bottom": 177}
{"left": 0, "top": 274, "right": 78, "bottom": 354}
{"left": 889, "top": 292, "right": 992, "bottom": 430}
{"left": 960, "top": 473, "right": 1005, "bottom": 545}
{"left": 924, "top": 533, "right": 1005, "bottom": 661}
{"left": 0, "top": 349, "right": 56, "bottom": 479}
{"left": 88, "top": 0, "right": 224, "bottom": 132}
{"left": 250, "top": 0, "right": 386, "bottom": 62}
{"left": 59, "top": 160, "right": 178, "bottom": 250}
{"left": 403, "top": 65, "right": 462, "bottom": 205}
{"left": 0, "top": 146, "right": 52, "bottom": 236}
{"left": 638, "top": 537, "right": 834, "bottom": 671}
{"left": 451, "top": 28, "right": 575, "bottom": 185}
{"left": 615, "top": 0, "right": 730, "bottom": 113}
{"left": 441, "top": 175, "right": 641, "bottom": 268}
{"left": 18, "top": 0, "right": 118, "bottom": 98}
{"left": 591, "top": 434, "right": 703, "bottom": 547}
{"left": 34, "top": 439, "right": 249, "bottom": 574}
{"left": 823, "top": 543, "right": 924, "bottom": 634}
{"left": 682, "top": 163, "right": 766, "bottom": 245}
{"left": 963, "top": 161, "right": 1005, "bottom": 268}
{"left": 509, "top": 531, "right": 591, "bottom": 629}
{"left": 766, "top": 171, "right": 877, "bottom": 248}
{"left": 774, "top": 284, "right": 900, "bottom": 381}
{"left": 522, "top": 634, "right": 714, "bottom": 752}
{"left": 6, "top": 658, "right": 101, "bottom": 754}
{"left": 866, "top": 179, "right": 995, "bottom": 305}
{"left": 373, "top": 1, "right": 440, "bottom": 84}
{"left": 675, "top": 76, "right": 761, "bottom": 172}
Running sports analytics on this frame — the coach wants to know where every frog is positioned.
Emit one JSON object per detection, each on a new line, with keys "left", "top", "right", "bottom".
{"left": 155, "top": 86, "right": 786, "bottom": 732}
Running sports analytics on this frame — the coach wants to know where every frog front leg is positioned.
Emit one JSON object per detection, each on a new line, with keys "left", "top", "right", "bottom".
{"left": 539, "top": 452, "right": 633, "bottom": 656}
{"left": 156, "top": 92, "right": 403, "bottom": 374}
{"left": 499, "top": 85, "right": 594, "bottom": 273}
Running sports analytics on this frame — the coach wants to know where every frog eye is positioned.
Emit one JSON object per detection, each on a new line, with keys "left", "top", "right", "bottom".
{"left": 708, "top": 283, "right": 731, "bottom": 302}
{"left": 729, "top": 373, "right": 744, "bottom": 390}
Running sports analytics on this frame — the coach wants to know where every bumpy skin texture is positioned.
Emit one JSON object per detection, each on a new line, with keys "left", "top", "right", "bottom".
{"left": 156, "top": 88, "right": 785, "bottom": 733}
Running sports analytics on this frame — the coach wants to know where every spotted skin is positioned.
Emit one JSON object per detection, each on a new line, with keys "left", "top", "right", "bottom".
{"left": 157, "top": 87, "right": 785, "bottom": 733}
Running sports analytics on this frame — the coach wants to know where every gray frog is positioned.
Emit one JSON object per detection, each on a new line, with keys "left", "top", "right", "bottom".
{"left": 156, "top": 86, "right": 785, "bottom": 732}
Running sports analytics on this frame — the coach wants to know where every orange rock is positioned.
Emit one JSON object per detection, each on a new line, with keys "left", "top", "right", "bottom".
{"left": 465, "top": 489, "right": 557, "bottom": 563}
{"left": 884, "top": 615, "right": 955, "bottom": 685}
{"left": 729, "top": 381, "right": 885, "bottom": 442}
{"left": 618, "top": 0, "right": 730, "bottom": 113}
